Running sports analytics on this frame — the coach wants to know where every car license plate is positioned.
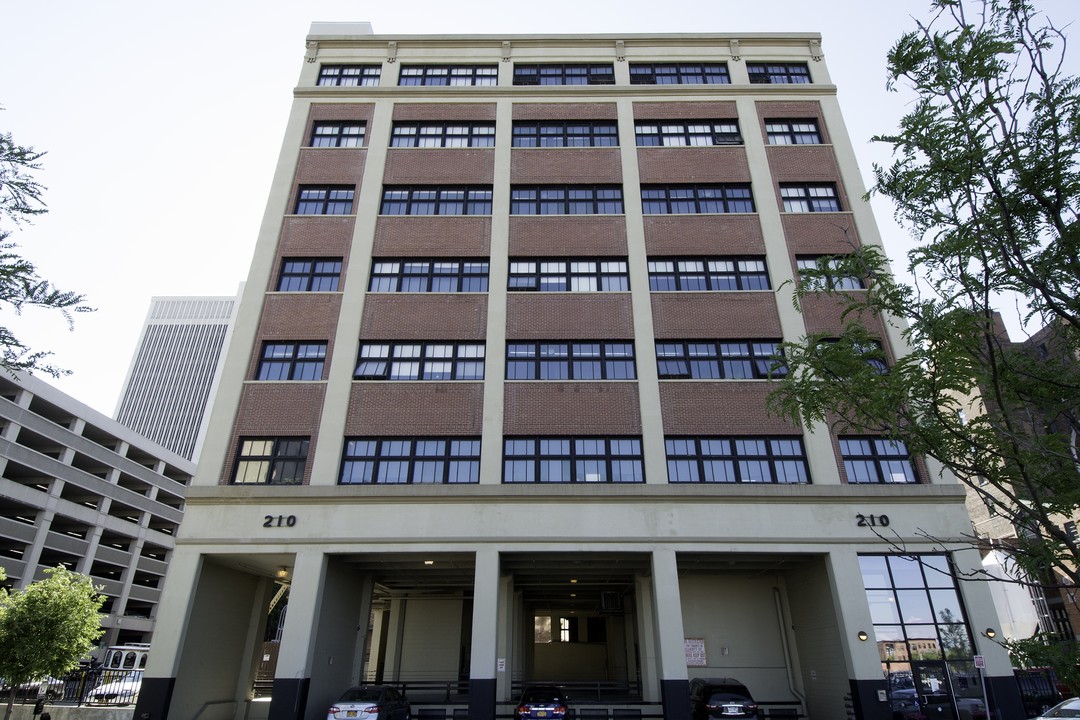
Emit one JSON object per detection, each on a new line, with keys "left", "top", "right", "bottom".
{"left": 722, "top": 706, "right": 742, "bottom": 716}
{"left": 536, "top": 712, "right": 548, "bottom": 718}
{"left": 347, "top": 712, "right": 357, "bottom": 718}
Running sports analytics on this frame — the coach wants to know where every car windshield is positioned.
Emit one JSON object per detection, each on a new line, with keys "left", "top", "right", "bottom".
{"left": 523, "top": 688, "right": 564, "bottom": 703}
{"left": 340, "top": 687, "right": 383, "bottom": 702}
{"left": 708, "top": 691, "right": 750, "bottom": 704}
{"left": 1046, "top": 699, "right": 1080, "bottom": 717}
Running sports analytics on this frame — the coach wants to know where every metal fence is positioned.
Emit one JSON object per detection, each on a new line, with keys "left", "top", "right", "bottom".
{"left": 2, "top": 668, "right": 142, "bottom": 706}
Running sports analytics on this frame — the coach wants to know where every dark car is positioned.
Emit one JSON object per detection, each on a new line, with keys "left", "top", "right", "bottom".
{"left": 327, "top": 685, "right": 411, "bottom": 720}
{"left": 689, "top": 678, "right": 758, "bottom": 719}
{"left": 516, "top": 685, "right": 570, "bottom": 719}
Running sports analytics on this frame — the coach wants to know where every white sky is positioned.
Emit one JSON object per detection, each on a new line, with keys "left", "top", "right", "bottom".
{"left": 1, "top": 0, "right": 1077, "bottom": 415}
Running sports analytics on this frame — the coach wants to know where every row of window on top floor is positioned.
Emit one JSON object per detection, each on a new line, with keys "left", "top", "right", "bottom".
{"left": 310, "top": 118, "right": 822, "bottom": 148}
{"left": 316, "top": 61, "right": 812, "bottom": 88}
{"left": 294, "top": 183, "right": 843, "bottom": 216}
{"left": 231, "top": 433, "right": 916, "bottom": 487}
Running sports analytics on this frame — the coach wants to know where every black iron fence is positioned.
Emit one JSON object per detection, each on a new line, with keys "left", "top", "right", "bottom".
{"left": 2, "top": 668, "right": 142, "bottom": 706}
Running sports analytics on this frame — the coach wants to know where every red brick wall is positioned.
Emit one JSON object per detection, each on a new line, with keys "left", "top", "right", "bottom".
{"left": 637, "top": 147, "right": 750, "bottom": 184}
{"left": 507, "top": 295, "right": 634, "bottom": 339}
{"left": 295, "top": 149, "right": 367, "bottom": 185}
{"left": 393, "top": 103, "right": 497, "bottom": 121}
{"left": 361, "top": 295, "right": 488, "bottom": 339}
{"left": 651, "top": 293, "right": 781, "bottom": 338}
{"left": 383, "top": 148, "right": 494, "bottom": 184}
{"left": 633, "top": 101, "right": 738, "bottom": 120}
{"left": 511, "top": 148, "right": 622, "bottom": 183}
{"left": 780, "top": 214, "right": 862, "bottom": 256}
{"left": 643, "top": 215, "right": 764, "bottom": 255}
{"left": 345, "top": 383, "right": 485, "bottom": 434}
{"left": 512, "top": 103, "right": 618, "bottom": 120}
{"left": 374, "top": 217, "right": 491, "bottom": 257}
{"left": 246, "top": 294, "right": 342, "bottom": 380}
{"left": 660, "top": 383, "right": 800, "bottom": 435}
{"left": 800, "top": 295, "right": 887, "bottom": 340}
{"left": 504, "top": 383, "right": 642, "bottom": 433}
{"left": 765, "top": 145, "right": 840, "bottom": 183}
{"left": 508, "top": 217, "right": 627, "bottom": 256}
{"left": 277, "top": 217, "right": 355, "bottom": 269}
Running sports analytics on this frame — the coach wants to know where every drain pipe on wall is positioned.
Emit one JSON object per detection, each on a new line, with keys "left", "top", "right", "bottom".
{"left": 774, "top": 587, "right": 807, "bottom": 711}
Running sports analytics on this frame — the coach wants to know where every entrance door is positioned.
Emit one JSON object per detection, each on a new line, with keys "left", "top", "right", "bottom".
{"left": 911, "top": 662, "right": 957, "bottom": 720}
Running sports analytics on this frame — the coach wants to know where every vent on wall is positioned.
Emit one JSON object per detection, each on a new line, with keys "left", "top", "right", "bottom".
{"left": 600, "top": 591, "right": 623, "bottom": 614}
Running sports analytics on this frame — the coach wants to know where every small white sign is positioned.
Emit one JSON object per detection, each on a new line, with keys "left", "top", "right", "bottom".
{"left": 497, "top": 658, "right": 506, "bottom": 672}
{"left": 685, "top": 638, "right": 707, "bottom": 667}
{"left": 974, "top": 655, "right": 985, "bottom": 669}
{"left": 877, "top": 690, "right": 887, "bottom": 702}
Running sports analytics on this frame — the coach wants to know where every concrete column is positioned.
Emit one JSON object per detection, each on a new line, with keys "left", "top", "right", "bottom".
{"left": 634, "top": 573, "right": 660, "bottom": 702}
{"left": 495, "top": 573, "right": 514, "bottom": 700}
{"left": 382, "top": 598, "right": 407, "bottom": 680}
{"left": 271, "top": 550, "right": 328, "bottom": 720}
{"left": 469, "top": 549, "right": 500, "bottom": 720}
{"left": 367, "top": 608, "right": 386, "bottom": 681}
{"left": 650, "top": 549, "right": 690, "bottom": 720}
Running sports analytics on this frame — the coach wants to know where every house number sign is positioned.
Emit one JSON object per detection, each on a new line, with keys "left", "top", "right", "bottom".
{"left": 855, "top": 513, "right": 890, "bottom": 527}
{"left": 263, "top": 514, "right": 298, "bottom": 528}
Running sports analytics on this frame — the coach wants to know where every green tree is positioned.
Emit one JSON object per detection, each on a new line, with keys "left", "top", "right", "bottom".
{"left": 767, "top": 0, "right": 1080, "bottom": 644}
{"left": 0, "top": 113, "right": 91, "bottom": 376}
{"left": 0, "top": 566, "right": 105, "bottom": 720}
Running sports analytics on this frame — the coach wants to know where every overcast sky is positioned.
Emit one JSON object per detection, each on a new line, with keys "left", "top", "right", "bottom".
{"left": 2, "top": 0, "right": 1077, "bottom": 416}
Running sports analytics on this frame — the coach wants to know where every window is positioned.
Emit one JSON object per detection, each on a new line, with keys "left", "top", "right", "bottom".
{"left": 840, "top": 437, "right": 917, "bottom": 483}
{"left": 665, "top": 437, "right": 809, "bottom": 484}
{"left": 513, "top": 64, "right": 615, "bottom": 86}
{"left": 641, "top": 185, "right": 754, "bottom": 214}
{"left": 233, "top": 438, "right": 309, "bottom": 485}
{"left": 380, "top": 187, "right": 493, "bottom": 215}
{"left": 317, "top": 65, "right": 381, "bottom": 87}
{"left": 647, "top": 258, "right": 770, "bottom": 291}
{"left": 277, "top": 258, "right": 342, "bottom": 292}
{"left": 390, "top": 123, "right": 496, "bottom": 148}
{"left": 310, "top": 122, "right": 366, "bottom": 147}
{"left": 512, "top": 122, "right": 618, "bottom": 148}
{"left": 629, "top": 63, "right": 730, "bottom": 85}
{"left": 781, "top": 184, "right": 841, "bottom": 212}
{"left": 796, "top": 255, "right": 865, "bottom": 290}
{"left": 340, "top": 438, "right": 481, "bottom": 484}
{"left": 369, "top": 259, "right": 489, "bottom": 292}
{"left": 655, "top": 341, "right": 786, "bottom": 379}
{"left": 747, "top": 63, "right": 811, "bottom": 84}
{"left": 635, "top": 121, "right": 741, "bottom": 146}
{"left": 506, "top": 342, "right": 636, "bottom": 380}
{"left": 398, "top": 65, "right": 498, "bottom": 86}
{"left": 503, "top": 437, "right": 644, "bottom": 483}
{"left": 511, "top": 186, "right": 623, "bottom": 215}
{"left": 295, "top": 186, "right": 355, "bottom": 215}
{"left": 507, "top": 258, "right": 629, "bottom": 291}
{"left": 257, "top": 342, "right": 327, "bottom": 381}
{"left": 765, "top": 119, "right": 821, "bottom": 145}
{"left": 355, "top": 343, "right": 485, "bottom": 380}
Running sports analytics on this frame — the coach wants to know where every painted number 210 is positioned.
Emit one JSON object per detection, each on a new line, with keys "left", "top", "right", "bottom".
{"left": 263, "top": 514, "right": 297, "bottom": 528}
{"left": 856, "top": 513, "right": 890, "bottom": 527}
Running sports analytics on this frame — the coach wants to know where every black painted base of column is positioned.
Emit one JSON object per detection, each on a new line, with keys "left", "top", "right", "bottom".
{"left": 985, "top": 673, "right": 1025, "bottom": 720}
{"left": 132, "top": 677, "right": 176, "bottom": 720}
{"left": 469, "top": 677, "right": 497, "bottom": 720}
{"left": 269, "top": 677, "right": 311, "bottom": 720}
{"left": 661, "top": 678, "right": 690, "bottom": 720}
{"left": 849, "top": 677, "right": 890, "bottom": 720}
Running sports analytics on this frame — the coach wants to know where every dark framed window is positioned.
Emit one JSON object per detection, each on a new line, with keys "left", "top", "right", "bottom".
{"left": 765, "top": 119, "right": 821, "bottom": 145}
{"left": 635, "top": 121, "right": 741, "bottom": 146}
{"left": 277, "top": 258, "right": 342, "bottom": 292}
{"left": 257, "top": 342, "right": 327, "bottom": 381}
{"left": 295, "top": 186, "right": 355, "bottom": 215}
{"left": 510, "top": 186, "right": 623, "bottom": 215}
{"left": 796, "top": 256, "right": 865, "bottom": 290}
{"left": 666, "top": 437, "right": 809, "bottom": 484}
{"left": 355, "top": 342, "right": 485, "bottom": 380}
{"left": 390, "top": 123, "right": 496, "bottom": 148}
{"left": 503, "top": 437, "right": 644, "bottom": 483}
{"left": 647, "top": 257, "right": 770, "bottom": 291}
{"left": 781, "top": 184, "right": 841, "bottom": 212}
{"left": 398, "top": 65, "right": 498, "bottom": 86}
{"left": 512, "top": 122, "right": 618, "bottom": 148}
{"left": 380, "top": 187, "right": 493, "bottom": 215}
{"left": 507, "top": 258, "right": 629, "bottom": 291}
{"left": 1066, "top": 521, "right": 1079, "bottom": 540}
{"left": 641, "top": 185, "right": 754, "bottom": 214}
{"left": 506, "top": 342, "right": 636, "bottom": 380}
{"left": 233, "top": 437, "right": 309, "bottom": 485}
{"left": 317, "top": 65, "right": 381, "bottom": 87}
{"left": 310, "top": 122, "right": 366, "bottom": 147}
{"left": 513, "top": 64, "right": 615, "bottom": 86}
{"left": 840, "top": 437, "right": 917, "bottom": 483}
{"left": 369, "top": 259, "right": 489, "bottom": 292}
{"left": 655, "top": 341, "right": 786, "bottom": 379}
{"left": 747, "top": 63, "right": 811, "bottom": 84}
{"left": 340, "top": 438, "right": 481, "bottom": 484}
{"left": 629, "top": 63, "right": 730, "bottom": 85}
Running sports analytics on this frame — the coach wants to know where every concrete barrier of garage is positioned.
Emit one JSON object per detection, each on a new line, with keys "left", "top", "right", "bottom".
{"left": 5, "top": 707, "right": 134, "bottom": 720}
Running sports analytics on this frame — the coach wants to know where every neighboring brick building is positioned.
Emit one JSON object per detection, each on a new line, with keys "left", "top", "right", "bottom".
{"left": 0, "top": 371, "right": 193, "bottom": 646}
{"left": 140, "top": 26, "right": 1023, "bottom": 720}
